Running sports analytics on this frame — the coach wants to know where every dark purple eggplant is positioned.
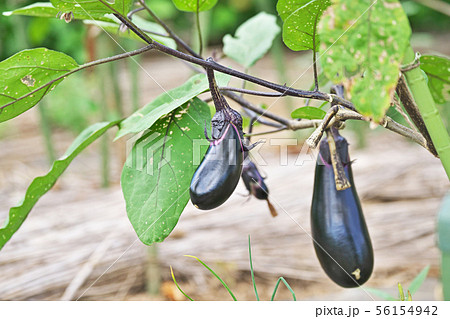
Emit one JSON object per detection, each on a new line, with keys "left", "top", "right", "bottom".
{"left": 190, "top": 123, "right": 244, "bottom": 210}
{"left": 311, "top": 133, "right": 373, "bottom": 288}
{"left": 189, "top": 62, "right": 250, "bottom": 210}
{"left": 241, "top": 157, "right": 277, "bottom": 217}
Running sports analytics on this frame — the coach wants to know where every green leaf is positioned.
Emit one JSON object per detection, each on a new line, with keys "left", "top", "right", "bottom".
{"left": 2, "top": 2, "right": 114, "bottom": 22}
{"left": 3, "top": 2, "right": 59, "bottom": 18}
{"left": 277, "top": 0, "right": 331, "bottom": 51}
{"left": 408, "top": 265, "right": 430, "bottom": 295}
{"left": 184, "top": 255, "right": 237, "bottom": 301}
{"left": 420, "top": 55, "right": 450, "bottom": 104}
{"left": 319, "top": 0, "right": 411, "bottom": 121}
{"left": 0, "top": 48, "right": 79, "bottom": 123}
{"left": 121, "top": 98, "right": 210, "bottom": 245}
{"left": 271, "top": 277, "right": 296, "bottom": 301}
{"left": 364, "top": 287, "right": 397, "bottom": 301}
{"left": 0, "top": 120, "right": 120, "bottom": 250}
{"left": 171, "top": 0, "right": 218, "bottom": 12}
{"left": 223, "top": 12, "right": 280, "bottom": 68}
{"left": 50, "top": 0, "right": 133, "bottom": 19}
{"left": 291, "top": 106, "right": 326, "bottom": 119}
{"left": 83, "top": 15, "right": 177, "bottom": 49}
{"left": 116, "top": 73, "right": 229, "bottom": 139}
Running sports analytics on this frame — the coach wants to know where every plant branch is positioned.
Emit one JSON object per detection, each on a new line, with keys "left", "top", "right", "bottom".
{"left": 112, "top": 12, "right": 356, "bottom": 109}
{"left": 219, "top": 87, "right": 286, "bottom": 97}
{"left": 138, "top": 0, "right": 202, "bottom": 58}
{"left": 195, "top": 1, "right": 203, "bottom": 56}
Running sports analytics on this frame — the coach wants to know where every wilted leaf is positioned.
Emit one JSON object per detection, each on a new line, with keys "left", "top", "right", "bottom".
{"left": 223, "top": 12, "right": 280, "bottom": 68}
{"left": 277, "top": 0, "right": 331, "bottom": 51}
{"left": 0, "top": 120, "right": 120, "bottom": 250}
{"left": 420, "top": 55, "right": 450, "bottom": 104}
{"left": 121, "top": 99, "right": 210, "bottom": 245}
{"left": 319, "top": 0, "right": 411, "bottom": 120}
{"left": 0, "top": 48, "right": 79, "bottom": 123}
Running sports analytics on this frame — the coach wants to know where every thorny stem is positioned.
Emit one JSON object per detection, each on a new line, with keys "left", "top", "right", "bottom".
{"left": 219, "top": 87, "right": 286, "bottom": 97}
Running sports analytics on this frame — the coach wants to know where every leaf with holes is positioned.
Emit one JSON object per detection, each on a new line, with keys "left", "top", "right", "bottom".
{"left": 172, "top": 0, "right": 218, "bottom": 12}
{"left": 121, "top": 98, "right": 210, "bottom": 245}
{"left": 420, "top": 55, "right": 450, "bottom": 104}
{"left": 319, "top": 0, "right": 411, "bottom": 121}
{"left": 83, "top": 15, "right": 177, "bottom": 49}
{"left": 0, "top": 120, "right": 120, "bottom": 250}
{"left": 115, "top": 73, "right": 229, "bottom": 139}
{"left": 2, "top": 2, "right": 114, "bottom": 22}
{"left": 0, "top": 48, "right": 79, "bottom": 123}
{"left": 291, "top": 106, "right": 326, "bottom": 119}
{"left": 277, "top": 0, "right": 331, "bottom": 51}
{"left": 50, "top": 0, "right": 133, "bottom": 20}
{"left": 223, "top": 12, "right": 280, "bottom": 68}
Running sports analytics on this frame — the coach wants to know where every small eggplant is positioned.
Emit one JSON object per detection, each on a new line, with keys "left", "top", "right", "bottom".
{"left": 241, "top": 157, "right": 277, "bottom": 217}
{"left": 190, "top": 122, "right": 244, "bottom": 210}
{"left": 311, "top": 133, "right": 373, "bottom": 288}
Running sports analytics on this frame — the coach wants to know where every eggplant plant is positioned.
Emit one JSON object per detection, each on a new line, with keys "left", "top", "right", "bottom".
{"left": 0, "top": 0, "right": 449, "bottom": 293}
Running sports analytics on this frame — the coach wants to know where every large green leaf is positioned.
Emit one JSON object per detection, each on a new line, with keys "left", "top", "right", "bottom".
{"left": 121, "top": 98, "right": 210, "bottom": 245}
{"left": 50, "top": 0, "right": 133, "bottom": 19}
{"left": 319, "top": 0, "right": 411, "bottom": 120}
{"left": 116, "top": 73, "right": 229, "bottom": 139}
{"left": 277, "top": 0, "right": 331, "bottom": 51}
{"left": 172, "top": 0, "right": 218, "bottom": 12}
{"left": 420, "top": 55, "right": 450, "bottom": 104}
{"left": 83, "top": 15, "right": 177, "bottom": 49}
{"left": 0, "top": 120, "right": 120, "bottom": 250}
{"left": 2, "top": 2, "right": 114, "bottom": 22}
{"left": 291, "top": 106, "right": 326, "bottom": 119}
{"left": 223, "top": 12, "right": 280, "bottom": 68}
{"left": 0, "top": 48, "right": 79, "bottom": 123}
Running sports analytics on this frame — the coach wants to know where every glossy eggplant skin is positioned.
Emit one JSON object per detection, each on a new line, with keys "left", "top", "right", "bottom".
{"left": 311, "top": 136, "right": 373, "bottom": 288}
{"left": 241, "top": 158, "right": 268, "bottom": 200}
{"left": 190, "top": 123, "right": 244, "bottom": 210}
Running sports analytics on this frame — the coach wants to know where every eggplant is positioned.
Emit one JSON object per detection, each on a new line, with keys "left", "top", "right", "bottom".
{"left": 241, "top": 157, "right": 278, "bottom": 217}
{"left": 190, "top": 122, "right": 244, "bottom": 210}
{"left": 311, "top": 134, "right": 373, "bottom": 288}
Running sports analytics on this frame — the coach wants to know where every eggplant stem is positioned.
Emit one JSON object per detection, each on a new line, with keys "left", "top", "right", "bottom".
{"left": 326, "top": 130, "right": 351, "bottom": 191}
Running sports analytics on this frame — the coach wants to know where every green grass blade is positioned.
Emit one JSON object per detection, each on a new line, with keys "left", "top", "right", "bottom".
{"left": 364, "top": 287, "right": 397, "bottom": 301}
{"left": 170, "top": 266, "right": 194, "bottom": 301}
{"left": 184, "top": 255, "right": 237, "bottom": 301}
{"left": 408, "top": 265, "right": 430, "bottom": 295}
{"left": 248, "top": 235, "right": 259, "bottom": 301}
{"left": 271, "top": 277, "right": 296, "bottom": 301}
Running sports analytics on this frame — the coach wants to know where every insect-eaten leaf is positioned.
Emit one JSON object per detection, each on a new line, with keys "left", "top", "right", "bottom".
{"left": 172, "top": 0, "right": 218, "bottom": 12}
{"left": 0, "top": 120, "right": 120, "bottom": 250}
{"left": 277, "top": 0, "right": 331, "bottom": 51}
{"left": 50, "top": 0, "right": 133, "bottom": 20}
{"left": 291, "top": 106, "right": 326, "bottom": 119}
{"left": 116, "top": 73, "right": 229, "bottom": 139}
{"left": 420, "top": 55, "right": 450, "bottom": 104}
{"left": 121, "top": 98, "right": 211, "bottom": 245}
{"left": 223, "top": 12, "right": 280, "bottom": 68}
{"left": 0, "top": 48, "right": 79, "bottom": 123}
{"left": 319, "top": 0, "right": 411, "bottom": 121}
